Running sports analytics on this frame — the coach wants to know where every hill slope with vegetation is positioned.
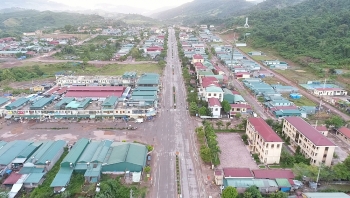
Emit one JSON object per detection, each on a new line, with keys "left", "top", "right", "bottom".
{"left": 0, "top": 9, "right": 104, "bottom": 36}
{"left": 243, "top": 0, "right": 350, "bottom": 68}
{"left": 152, "top": 0, "right": 254, "bottom": 24}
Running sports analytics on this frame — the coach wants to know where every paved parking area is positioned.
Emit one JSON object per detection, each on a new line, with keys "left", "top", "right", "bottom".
{"left": 217, "top": 133, "right": 258, "bottom": 169}
{"left": 328, "top": 133, "right": 350, "bottom": 164}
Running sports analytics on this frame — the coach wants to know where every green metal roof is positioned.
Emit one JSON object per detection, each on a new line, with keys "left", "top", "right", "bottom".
{"left": 17, "top": 144, "right": 41, "bottom": 158}
{"left": 102, "top": 96, "right": 118, "bottom": 107}
{"left": 77, "top": 141, "right": 101, "bottom": 163}
{"left": 19, "top": 167, "right": 44, "bottom": 174}
{"left": 78, "top": 98, "right": 92, "bottom": 109}
{"left": 55, "top": 97, "right": 75, "bottom": 109}
{"left": 132, "top": 91, "right": 157, "bottom": 96}
{"left": 0, "top": 97, "right": 10, "bottom": 106}
{"left": 35, "top": 140, "right": 66, "bottom": 165}
{"left": 5, "top": 98, "right": 29, "bottom": 110}
{"left": 205, "top": 86, "right": 223, "bottom": 92}
{"left": 50, "top": 167, "right": 73, "bottom": 187}
{"left": 24, "top": 172, "right": 45, "bottom": 184}
{"left": 134, "top": 87, "right": 158, "bottom": 91}
{"left": 104, "top": 142, "right": 147, "bottom": 167}
{"left": 84, "top": 164, "right": 102, "bottom": 177}
{"left": 233, "top": 94, "right": 245, "bottom": 103}
{"left": 275, "top": 178, "right": 291, "bottom": 187}
{"left": 0, "top": 141, "right": 7, "bottom": 149}
{"left": 28, "top": 141, "right": 54, "bottom": 163}
{"left": 198, "top": 70, "right": 214, "bottom": 76}
{"left": 224, "top": 178, "right": 277, "bottom": 188}
{"left": 66, "top": 101, "right": 80, "bottom": 109}
{"left": 0, "top": 140, "right": 31, "bottom": 165}
{"left": 61, "top": 138, "right": 89, "bottom": 167}
{"left": 90, "top": 140, "right": 113, "bottom": 163}
{"left": 30, "top": 97, "right": 54, "bottom": 109}
{"left": 137, "top": 73, "right": 160, "bottom": 85}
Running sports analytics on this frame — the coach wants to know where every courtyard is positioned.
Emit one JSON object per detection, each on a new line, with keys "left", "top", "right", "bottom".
{"left": 217, "top": 133, "right": 258, "bottom": 169}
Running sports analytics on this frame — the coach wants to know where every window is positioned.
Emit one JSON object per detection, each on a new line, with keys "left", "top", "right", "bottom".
{"left": 325, "top": 147, "right": 329, "bottom": 151}
{"left": 215, "top": 108, "right": 218, "bottom": 111}
{"left": 271, "top": 144, "right": 274, "bottom": 149}
{"left": 323, "top": 154, "right": 327, "bottom": 158}
{"left": 277, "top": 144, "right": 280, "bottom": 149}
{"left": 214, "top": 93, "right": 217, "bottom": 96}
{"left": 266, "top": 143, "right": 269, "bottom": 148}
{"left": 208, "top": 93, "right": 211, "bottom": 96}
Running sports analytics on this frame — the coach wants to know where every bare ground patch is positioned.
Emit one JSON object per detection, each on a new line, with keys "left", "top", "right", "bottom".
{"left": 217, "top": 133, "right": 258, "bottom": 169}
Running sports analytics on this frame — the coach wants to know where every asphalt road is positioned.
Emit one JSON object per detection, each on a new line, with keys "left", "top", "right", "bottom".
{"left": 234, "top": 47, "right": 350, "bottom": 121}
{"left": 148, "top": 28, "right": 204, "bottom": 198}
{"left": 212, "top": 55, "right": 271, "bottom": 120}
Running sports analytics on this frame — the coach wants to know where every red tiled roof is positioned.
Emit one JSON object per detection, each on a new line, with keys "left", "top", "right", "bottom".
{"left": 230, "top": 104, "right": 249, "bottom": 108}
{"left": 252, "top": 169, "right": 294, "bottom": 179}
{"left": 202, "top": 76, "right": 217, "bottom": 82}
{"left": 65, "top": 86, "right": 125, "bottom": 98}
{"left": 338, "top": 127, "right": 350, "bottom": 139}
{"left": 315, "top": 126, "right": 328, "bottom": 132}
{"left": 208, "top": 98, "right": 221, "bottom": 107}
{"left": 65, "top": 91, "right": 123, "bottom": 98}
{"left": 223, "top": 168, "right": 253, "bottom": 178}
{"left": 284, "top": 117, "right": 335, "bottom": 146}
{"left": 47, "top": 87, "right": 60, "bottom": 94}
{"left": 270, "top": 106, "right": 298, "bottom": 111}
{"left": 3, "top": 172, "right": 21, "bottom": 185}
{"left": 202, "top": 81, "right": 220, "bottom": 88}
{"left": 193, "top": 54, "right": 203, "bottom": 59}
{"left": 231, "top": 90, "right": 240, "bottom": 95}
{"left": 68, "top": 86, "right": 124, "bottom": 91}
{"left": 56, "top": 87, "right": 67, "bottom": 95}
{"left": 215, "top": 170, "right": 223, "bottom": 176}
{"left": 288, "top": 179, "right": 295, "bottom": 186}
{"left": 194, "top": 62, "right": 204, "bottom": 67}
{"left": 248, "top": 117, "right": 283, "bottom": 142}
{"left": 235, "top": 72, "right": 250, "bottom": 76}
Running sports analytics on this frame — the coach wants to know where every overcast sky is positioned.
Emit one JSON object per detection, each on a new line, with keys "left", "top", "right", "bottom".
{"left": 50, "top": 0, "right": 258, "bottom": 11}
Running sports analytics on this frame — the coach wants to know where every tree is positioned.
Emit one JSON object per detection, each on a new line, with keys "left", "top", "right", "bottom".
{"left": 221, "top": 100, "right": 231, "bottom": 113}
{"left": 216, "top": 120, "right": 223, "bottom": 129}
{"left": 144, "top": 166, "right": 151, "bottom": 173}
{"left": 200, "top": 145, "right": 212, "bottom": 163}
{"left": 280, "top": 151, "right": 295, "bottom": 168}
{"left": 243, "top": 191, "right": 253, "bottom": 198}
{"left": 244, "top": 186, "right": 263, "bottom": 198}
{"left": 235, "top": 113, "right": 242, "bottom": 120}
{"left": 222, "top": 186, "right": 238, "bottom": 198}
{"left": 325, "top": 115, "right": 345, "bottom": 129}
{"left": 189, "top": 102, "right": 198, "bottom": 116}
{"left": 198, "top": 106, "right": 208, "bottom": 116}
{"left": 269, "top": 191, "right": 288, "bottom": 198}
{"left": 225, "top": 122, "right": 231, "bottom": 129}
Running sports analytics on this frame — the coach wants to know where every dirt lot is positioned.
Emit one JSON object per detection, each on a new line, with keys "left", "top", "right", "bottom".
{"left": 0, "top": 119, "right": 148, "bottom": 144}
{"left": 217, "top": 133, "right": 258, "bottom": 169}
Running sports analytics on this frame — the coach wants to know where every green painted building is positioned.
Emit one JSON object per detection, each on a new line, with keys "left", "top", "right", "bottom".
{"left": 102, "top": 142, "right": 147, "bottom": 172}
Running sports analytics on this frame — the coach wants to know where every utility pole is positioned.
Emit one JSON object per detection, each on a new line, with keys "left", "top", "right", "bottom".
{"left": 130, "top": 189, "right": 133, "bottom": 198}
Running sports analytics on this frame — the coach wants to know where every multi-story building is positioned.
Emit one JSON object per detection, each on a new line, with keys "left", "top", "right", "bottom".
{"left": 282, "top": 117, "right": 336, "bottom": 166}
{"left": 246, "top": 118, "right": 284, "bottom": 164}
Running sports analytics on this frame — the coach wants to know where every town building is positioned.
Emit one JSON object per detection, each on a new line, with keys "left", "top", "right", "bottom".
{"left": 282, "top": 117, "right": 336, "bottom": 166}
{"left": 336, "top": 127, "right": 350, "bottom": 145}
{"left": 313, "top": 88, "right": 348, "bottom": 96}
{"left": 208, "top": 98, "right": 222, "bottom": 118}
{"left": 246, "top": 118, "right": 283, "bottom": 164}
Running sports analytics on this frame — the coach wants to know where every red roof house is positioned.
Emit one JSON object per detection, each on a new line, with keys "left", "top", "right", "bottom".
{"left": 223, "top": 168, "right": 254, "bottom": 178}
{"left": 248, "top": 117, "right": 283, "bottom": 142}
{"left": 252, "top": 169, "right": 295, "bottom": 179}
{"left": 3, "top": 172, "right": 22, "bottom": 185}
{"left": 284, "top": 117, "right": 335, "bottom": 146}
{"left": 208, "top": 97, "right": 221, "bottom": 107}
{"left": 65, "top": 86, "right": 125, "bottom": 98}
{"left": 337, "top": 127, "right": 350, "bottom": 139}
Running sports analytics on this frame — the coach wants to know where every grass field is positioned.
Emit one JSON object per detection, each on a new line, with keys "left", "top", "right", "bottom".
{"left": 262, "top": 77, "right": 285, "bottom": 85}
{"left": 282, "top": 93, "right": 316, "bottom": 106}
{"left": 277, "top": 68, "right": 320, "bottom": 84}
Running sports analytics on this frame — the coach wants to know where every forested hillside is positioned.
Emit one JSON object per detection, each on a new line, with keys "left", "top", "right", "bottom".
{"left": 152, "top": 0, "right": 254, "bottom": 24}
{"left": 0, "top": 10, "right": 104, "bottom": 35}
{"left": 245, "top": 0, "right": 350, "bottom": 67}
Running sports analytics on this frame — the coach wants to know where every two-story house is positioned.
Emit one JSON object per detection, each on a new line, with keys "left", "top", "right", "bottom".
{"left": 246, "top": 118, "right": 284, "bottom": 164}
{"left": 282, "top": 117, "right": 336, "bottom": 166}
{"left": 208, "top": 98, "right": 222, "bottom": 118}
{"left": 205, "top": 85, "right": 224, "bottom": 102}
{"left": 192, "top": 54, "right": 204, "bottom": 64}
